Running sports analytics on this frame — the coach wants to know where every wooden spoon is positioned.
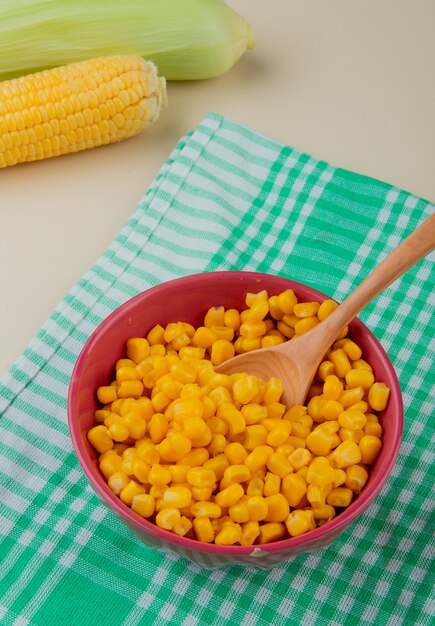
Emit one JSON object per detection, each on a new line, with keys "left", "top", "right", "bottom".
{"left": 216, "top": 213, "right": 435, "bottom": 406}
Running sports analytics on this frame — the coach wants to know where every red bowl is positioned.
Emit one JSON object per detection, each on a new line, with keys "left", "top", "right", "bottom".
{"left": 68, "top": 271, "right": 403, "bottom": 569}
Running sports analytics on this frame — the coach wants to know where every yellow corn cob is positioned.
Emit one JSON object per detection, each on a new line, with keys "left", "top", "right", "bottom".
{"left": 0, "top": 55, "right": 167, "bottom": 168}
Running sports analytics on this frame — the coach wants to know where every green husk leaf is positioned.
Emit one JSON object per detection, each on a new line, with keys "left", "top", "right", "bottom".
{"left": 0, "top": 0, "right": 255, "bottom": 81}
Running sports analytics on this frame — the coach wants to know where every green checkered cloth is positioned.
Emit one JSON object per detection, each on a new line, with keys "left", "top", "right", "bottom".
{"left": 0, "top": 112, "right": 433, "bottom": 626}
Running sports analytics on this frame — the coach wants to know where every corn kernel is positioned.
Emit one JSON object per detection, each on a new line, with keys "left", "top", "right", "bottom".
{"left": 318, "top": 360, "right": 335, "bottom": 381}
{"left": 329, "top": 349, "right": 352, "bottom": 378}
{"left": 286, "top": 435, "right": 307, "bottom": 449}
{"left": 173, "top": 516, "right": 193, "bottom": 537}
{"left": 368, "top": 382, "right": 390, "bottom": 411}
{"left": 222, "top": 308, "right": 240, "bottom": 331}
{"left": 347, "top": 400, "right": 369, "bottom": 413}
{"left": 224, "top": 442, "right": 248, "bottom": 465}
{"left": 246, "top": 476, "right": 265, "bottom": 497}
{"left": 210, "top": 339, "right": 235, "bottom": 365}
{"left": 364, "top": 421, "right": 383, "bottom": 438}
{"left": 244, "top": 447, "right": 272, "bottom": 473}
{"left": 312, "top": 506, "right": 335, "bottom": 523}
{"left": 123, "top": 413, "right": 147, "bottom": 439}
{"left": 320, "top": 400, "right": 343, "bottom": 421}
{"left": 149, "top": 413, "right": 168, "bottom": 444}
{"left": 97, "top": 385, "right": 118, "bottom": 405}
{"left": 294, "top": 301, "right": 320, "bottom": 318}
{"left": 126, "top": 338, "right": 150, "bottom": 363}
{"left": 208, "top": 373, "right": 232, "bottom": 389}
{"left": 359, "top": 435, "right": 382, "bottom": 465}
{"left": 204, "top": 306, "right": 225, "bottom": 328}
{"left": 305, "top": 428, "right": 333, "bottom": 456}
{"left": 331, "top": 440, "right": 362, "bottom": 468}
{"left": 162, "top": 486, "right": 192, "bottom": 508}
{"left": 178, "top": 448, "right": 209, "bottom": 467}
{"left": 307, "top": 484, "right": 328, "bottom": 508}
{"left": 340, "top": 387, "right": 365, "bottom": 408}
{"left": 228, "top": 500, "right": 250, "bottom": 523}
{"left": 338, "top": 410, "right": 367, "bottom": 431}
{"left": 191, "top": 501, "right": 221, "bottom": 518}
{"left": 107, "top": 421, "right": 130, "bottom": 443}
{"left": 352, "top": 358, "right": 373, "bottom": 372}
{"left": 276, "top": 321, "right": 295, "bottom": 339}
{"left": 88, "top": 425, "right": 114, "bottom": 454}
{"left": 317, "top": 299, "right": 338, "bottom": 321}
{"left": 332, "top": 468, "right": 346, "bottom": 487}
{"left": 267, "top": 295, "right": 284, "bottom": 320}
{"left": 277, "top": 289, "right": 297, "bottom": 314}
{"left": 136, "top": 441, "right": 160, "bottom": 465}
{"left": 132, "top": 458, "right": 150, "bottom": 483}
{"left": 295, "top": 316, "right": 320, "bottom": 335}
{"left": 257, "top": 522, "right": 285, "bottom": 544}
{"left": 240, "top": 521, "right": 260, "bottom": 546}
{"left": 215, "top": 522, "right": 242, "bottom": 545}
{"left": 261, "top": 335, "right": 284, "bottom": 348}
{"left": 145, "top": 324, "right": 164, "bottom": 345}
{"left": 221, "top": 464, "right": 251, "bottom": 487}
{"left": 306, "top": 457, "right": 335, "bottom": 486}
{"left": 193, "top": 517, "right": 214, "bottom": 543}
{"left": 156, "top": 507, "right": 181, "bottom": 530}
{"left": 120, "top": 480, "right": 145, "bottom": 505}
{"left": 323, "top": 375, "right": 343, "bottom": 401}
{"left": 306, "top": 395, "right": 326, "bottom": 422}
{"left": 99, "top": 452, "right": 123, "bottom": 479}
{"left": 131, "top": 398, "right": 154, "bottom": 420}
{"left": 345, "top": 464, "right": 369, "bottom": 493}
{"left": 326, "top": 487, "right": 353, "bottom": 507}
{"left": 232, "top": 375, "right": 259, "bottom": 404}
{"left": 131, "top": 493, "right": 155, "bottom": 518}
{"left": 168, "top": 464, "right": 190, "bottom": 484}
{"left": 191, "top": 485, "right": 214, "bottom": 501}
{"left": 283, "top": 405, "right": 307, "bottom": 422}
{"left": 118, "top": 379, "right": 144, "bottom": 399}
{"left": 288, "top": 447, "right": 312, "bottom": 470}
{"left": 345, "top": 368, "right": 375, "bottom": 390}
{"left": 218, "top": 405, "right": 245, "bottom": 436}
{"left": 200, "top": 454, "right": 228, "bottom": 481}
{"left": 240, "top": 496, "right": 266, "bottom": 522}
{"left": 285, "top": 509, "right": 316, "bottom": 537}
{"left": 107, "top": 471, "right": 129, "bottom": 495}
{"left": 206, "top": 434, "right": 226, "bottom": 457}
{"left": 266, "top": 452, "right": 293, "bottom": 478}
{"left": 244, "top": 425, "right": 268, "bottom": 450}
{"left": 335, "top": 338, "right": 362, "bottom": 361}
{"left": 148, "top": 464, "right": 171, "bottom": 486}
{"left": 116, "top": 366, "right": 139, "bottom": 382}
{"left": 187, "top": 467, "right": 216, "bottom": 488}
{"left": 241, "top": 403, "right": 268, "bottom": 425}
{"left": 263, "top": 472, "right": 281, "bottom": 497}
{"left": 215, "top": 483, "right": 244, "bottom": 508}
{"left": 149, "top": 485, "right": 165, "bottom": 499}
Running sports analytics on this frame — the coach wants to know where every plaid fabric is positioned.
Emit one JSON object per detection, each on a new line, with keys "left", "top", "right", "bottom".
{"left": 0, "top": 112, "right": 433, "bottom": 626}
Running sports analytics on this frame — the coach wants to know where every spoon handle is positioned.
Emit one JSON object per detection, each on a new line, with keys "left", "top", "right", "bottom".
{"left": 319, "top": 212, "right": 435, "bottom": 337}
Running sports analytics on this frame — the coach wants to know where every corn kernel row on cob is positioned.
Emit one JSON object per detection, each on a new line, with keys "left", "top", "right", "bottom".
{"left": 0, "top": 55, "right": 167, "bottom": 168}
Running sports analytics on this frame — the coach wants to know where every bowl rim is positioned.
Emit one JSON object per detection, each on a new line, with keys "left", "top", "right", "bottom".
{"left": 68, "top": 270, "right": 404, "bottom": 556}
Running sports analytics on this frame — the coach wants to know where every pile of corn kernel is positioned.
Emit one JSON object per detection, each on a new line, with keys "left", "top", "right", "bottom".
{"left": 87, "top": 288, "right": 389, "bottom": 546}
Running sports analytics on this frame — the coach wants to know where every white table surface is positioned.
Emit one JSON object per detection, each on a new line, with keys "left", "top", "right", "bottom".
{"left": 1, "top": 0, "right": 434, "bottom": 377}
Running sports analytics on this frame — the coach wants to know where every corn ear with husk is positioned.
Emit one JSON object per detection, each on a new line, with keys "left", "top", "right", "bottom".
{"left": 0, "top": 0, "right": 255, "bottom": 82}
{"left": 0, "top": 55, "right": 167, "bottom": 168}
